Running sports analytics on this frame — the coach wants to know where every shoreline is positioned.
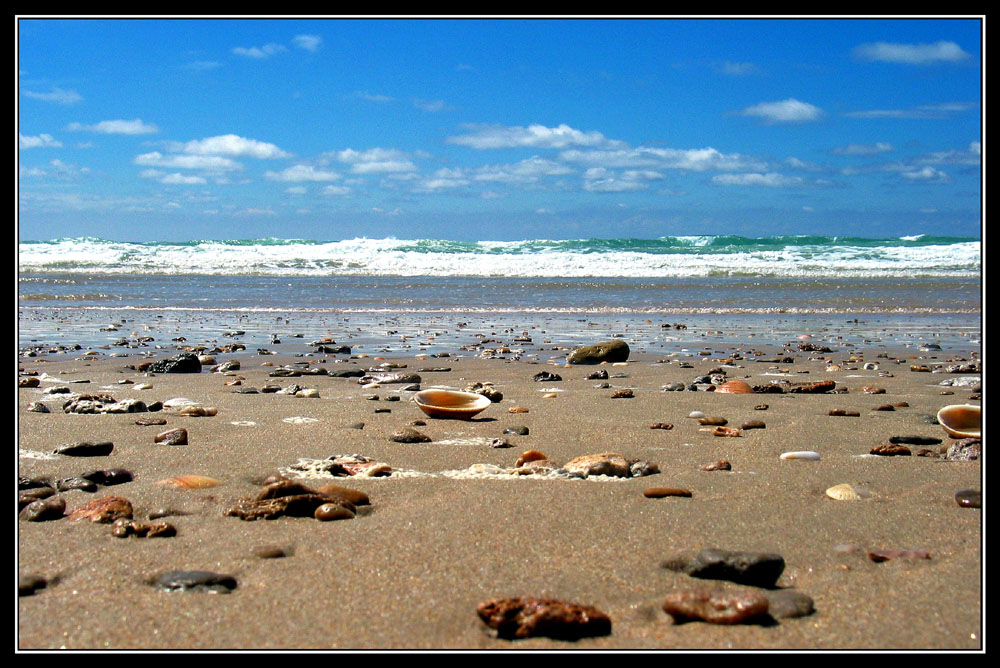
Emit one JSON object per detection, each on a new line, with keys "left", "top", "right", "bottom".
{"left": 17, "top": 322, "right": 982, "bottom": 651}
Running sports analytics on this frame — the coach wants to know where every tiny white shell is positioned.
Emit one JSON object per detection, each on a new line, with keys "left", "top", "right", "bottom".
{"left": 780, "top": 450, "right": 821, "bottom": 461}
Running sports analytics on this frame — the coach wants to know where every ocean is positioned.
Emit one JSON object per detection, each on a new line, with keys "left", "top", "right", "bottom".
{"left": 17, "top": 235, "right": 982, "bottom": 357}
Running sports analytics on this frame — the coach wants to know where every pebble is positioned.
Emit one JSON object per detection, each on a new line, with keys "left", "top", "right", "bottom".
{"left": 81, "top": 468, "right": 133, "bottom": 486}
{"left": 155, "top": 475, "right": 221, "bottom": 489}
{"left": 662, "top": 587, "right": 770, "bottom": 625}
{"left": 828, "top": 409, "right": 860, "bottom": 417}
{"left": 19, "top": 573, "right": 48, "bottom": 597}
{"left": 700, "top": 460, "right": 732, "bottom": 471}
{"left": 52, "top": 441, "right": 114, "bottom": 457}
{"left": 154, "top": 428, "right": 188, "bottom": 445}
{"left": 740, "top": 420, "right": 766, "bottom": 430}
{"left": 662, "top": 548, "right": 786, "bottom": 588}
{"left": 19, "top": 495, "right": 66, "bottom": 522}
{"left": 945, "top": 439, "right": 980, "bottom": 461}
{"left": 55, "top": 476, "right": 98, "bottom": 493}
{"left": 955, "top": 489, "right": 981, "bottom": 508}
{"left": 476, "top": 596, "right": 612, "bottom": 640}
{"left": 644, "top": 487, "right": 693, "bottom": 498}
{"left": 697, "top": 416, "right": 728, "bottom": 426}
{"left": 314, "top": 503, "right": 355, "bottom": 521}
{"left": 67, "top": 496, "right": 134, "bottom": 523}
{"left": 870, "top": 443, "right": 911, "bottom": 456}
{"left": 610, "top": 389, "right": 634, "bottom": 398}
{"left": 780, "top": 451, "right": 821, "bottom": 461}
{"left": 111, "top": 518, "right": 176, "bottom": 538}
{"left": 710, "top": 426, "right": 741, "bottom": 437}
{"left": 154, "top": 570, "right": 237, "bottom": 593}
{"left": 135, "top": 416, "right": 167, "bottom": 426}
{"left": 504, "top": 426, "right": 530, "bottom": 436}
{"left": 390, "top": 427, "right": 432, "bottom": 443}
{"left": 316, "top": 484, "right": 371, "bottom": 506}
{"left": 764, "top": 590, "right": 815, "bottom": 619}
{"left": 649, "top": 423, "right": 674, "bottom": 430}
{"left": 888, "top": 435, "right": 942, "bottom": 446}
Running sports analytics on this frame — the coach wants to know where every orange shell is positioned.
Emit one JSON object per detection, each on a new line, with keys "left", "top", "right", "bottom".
{"left": 715, "top": 380, "right": 755, "bottom": 394}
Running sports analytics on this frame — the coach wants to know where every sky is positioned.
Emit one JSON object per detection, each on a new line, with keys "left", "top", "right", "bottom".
{"left": 17, "top": 16, "right": 983, "bottom": 242}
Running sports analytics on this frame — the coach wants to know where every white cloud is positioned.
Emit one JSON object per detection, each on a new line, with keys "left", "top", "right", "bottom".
{"left": 355, "top": 91, "right": 395, "bottom": 103}
{"left": 285, "top": 186, "right": 307, "bottom": 195}
{"left": 414, "top": 99, "right": 449, "bottom": 112}
{"left": 160, "top": 172, "right": 208, "bottom": 185}
{"left": 712, "top": 173, "right": 804, "bottom": 187}
{"left": 22, "top": 87, "right": 83, "bottom": 105}
{"left": 853, "top": 41, "right": 971, "bottom": 65}
{"left": 583, "top": 167, "right": 663, "bottom": 192}
{"left": 901, "top": 166, "right": 951, "bottom": 183}
{"left": 718, "top": 61, "right": 760, "bottom": 75}
{"left": 448, "top": 123, "right": 626, "bottom": 150}
{"left": 739, "top": 98, "right": 823, "bottom": 123}
{"left": 560, "top": 146, "right": 766, "bottom": 172}
{"left": 19, "top": 133, "right": 62, "bottom": 149}
{"left": 322, "top": 185, "right": 351, "bottom": 196}
{"left": 264, "top": 164, "right": 341, "bottom": 182}
{"left": 845, "top": 102, "right": 976, "bottom": 120}
{"left": 414, "top": 168, "right": 471, "bottom": 192}
{"left": 232, "top": 43, "right": 288, "bottom": 59}
{"left": 134, "top": 151, "right": 242, "bottom": 171}
{"left": 292, "top": 34, "right": 322, "bottom": 52}
{"left": 832, "top": 142, "right": 894, "bottom": 155}
{"left": 333, "top": 148, "right": 417, "bottom": 173}
{"left": 173, "top": 134, "right": 291, "bottom": 159}
{"left": 67, "top": 119, "right": 159, "bottom": 134}
{"left": 473, "top": 156, "right": 574, "bottom": 183}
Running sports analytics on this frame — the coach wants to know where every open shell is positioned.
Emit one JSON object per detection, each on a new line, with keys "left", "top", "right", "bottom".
{"left": 413, "top": 389, "right": 492, "bottom": 420}
{"left": 715, "top": 380, "right": 755, "bottom": 394}
{"left": 936, "top": 404, "right": 981, "bottom": 439}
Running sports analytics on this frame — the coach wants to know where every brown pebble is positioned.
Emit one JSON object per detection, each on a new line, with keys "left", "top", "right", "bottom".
{"left": 829, "top": 408, "right": 860, "bottom": 417}
{"left": 476, "top": 596, "right": 612, "bottom": 640}
{"left": 649, "top": 422, "right": 674, "bottom": 430}
{"left": 390, "top": 427, "right": 431, "bottom": 443}
{"left": 873, "top": 404, "right": 895, "bottom": 411}
{"left": 67, "top": 496, "right": 133, "bottom": 523}
{"left": 316, "top": 484, "right": 370, "bottom": 506}
{"left": 111, "top": 518, "right": 176, "bottom": 538}
{"left": 753, "top": 404, "right": 769, "bottom": 410}
{"left": 711, "top": 426, "right": 741, "bottom": 437}
{"left": 867, "top": 548, "right": 931, "bottom": 562}
{"left": 861, "top": 386, "right": 886, "bottom": 394}
{"left": 611, "top": 389, "right": 634, "bottom": 398}
{"left": 515, "top": 450, "right": 549, "bottom": 468}
{"left": 154, "top": 428, "right": 188, "bottom": 445}
{"left": 698, "top": 416, "right": 728, "bottom": 426}
{"left": 253, "top": 545, "right": 292, "bottom": 559}
{"left": 740, "top": 420, "right": 766, "bottom": 430}
{"left": 700, "top": 460, "right": 732, "bottom": 471}
{"left": 870, "top": 443, "right": 911, "bottom": 456}
{"left": 135, "top": 416, "right": 167, "bottom": 426}
{"left": 644, "top": 487, "right": 693, "bottom": 498}
{"left": 314, "top": 503, "right": 355, "bottom": 521}
{"left": 662, "top": 587, "right": 770, "bottom": 625}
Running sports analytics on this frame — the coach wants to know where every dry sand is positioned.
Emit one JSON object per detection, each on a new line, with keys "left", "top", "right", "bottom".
{"left": 17, "top": 339, "right": 983, "bottom": 651}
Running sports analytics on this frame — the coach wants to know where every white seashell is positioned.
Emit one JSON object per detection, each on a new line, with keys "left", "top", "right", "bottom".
{"left": 688, "top": 411, "right": 705, "bottom": 419}
{"left": 825, "top": 483, "right": 870, "bottom": 501}
{"left": 780, "top": 450, "right": 821, "bottom": 461}
{"left": 936, "top": 404, "right": 981, "bottom": 439}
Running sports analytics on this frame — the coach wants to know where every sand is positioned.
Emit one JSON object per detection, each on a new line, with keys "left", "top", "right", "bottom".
{"left": 17, "top": 338, "right": 983, "bottom": 651}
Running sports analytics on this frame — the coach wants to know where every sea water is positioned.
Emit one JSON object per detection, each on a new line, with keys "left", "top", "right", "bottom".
{"left": 17, "top": 235, "right": 982, "bottom": 356}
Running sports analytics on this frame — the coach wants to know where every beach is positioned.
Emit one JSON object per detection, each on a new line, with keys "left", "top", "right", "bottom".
{"left": 17, "top": 314, "right": 982, "bottom": 651}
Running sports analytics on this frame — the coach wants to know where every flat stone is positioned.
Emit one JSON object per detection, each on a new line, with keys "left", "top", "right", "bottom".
{"left": 154, "top": 428, "right": 188, "bottom": 445}
{"left": 764, "top": 590, "right": 815, "bottom": 618}
{"left": 955, "top": 489, "right": 981, "bottom": 508}
{"left": 476, "top": 596, "right": 612, "bottom": 640}
{"left": 19, "top": 496, "right": 66, "bottom": 522}
{"left": 663, "top": 548, "right": 785, "bottom": 588}
{"left": 52, "top": 441, "right": 114, "bottom": 457}
{"left": 390, "top": 427, "right": 432, "bottom": 443}
{"left": 870, "top": 443, "right": 911, "bottom": 456}
{"left": 662, "top": 587, "right": 770, "bottom": 625}
{"left": 67, "top": 496, "right": 133, "bottom": 523}
{"left": 563, "top": 452, "right": 632, "bottom": 478}
{"left": 644, "top": 487, "right": 692, "bottom": 498}
{"left": 154, "top": 570, "right": 237, "bottom": 593}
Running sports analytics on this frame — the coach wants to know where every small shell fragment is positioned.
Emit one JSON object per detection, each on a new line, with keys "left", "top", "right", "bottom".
{"left": 155, "top": 475, "right": 222, "bottom": 489}
{"left": 825, "top": 483, "right": 870, "bottom": 501}
{"left": 780, "top": 451, "right": 821, "bottom": 461}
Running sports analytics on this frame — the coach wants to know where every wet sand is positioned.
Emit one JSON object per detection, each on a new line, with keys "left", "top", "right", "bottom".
{"left": 17, "top": 335, "right": 982, "bottom": 651}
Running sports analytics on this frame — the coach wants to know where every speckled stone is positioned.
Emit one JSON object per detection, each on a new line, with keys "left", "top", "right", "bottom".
{"left": 662, "top": 587, "right": 770, "bottom": 625}
{"left": 476, "top": 596, "right": 612, "bottom": 640}
{"left": 390, "top": 427, "right": 432, "bottom": 443}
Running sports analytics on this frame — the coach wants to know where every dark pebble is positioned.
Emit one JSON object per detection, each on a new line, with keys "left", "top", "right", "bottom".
{"left": 20, "top": 496, "right": 66, "bottom": 522}
{"left": 663, "top": 548, "right": 786, "bottom": 589}
{"left": 504, "top": 426, "right": 530, "bottom": 436}
{"left": 55, "top": 477, "right": 98, "bottom": 493}
{"left": 81, "top": 468, "right": 134, "bottom": 486}
{"left": 764, "top": 590, "right": 815, "bottom": 618}
{"left": 53, "top": 441, "right": 114, "bottom": 457}
{"left": 889, "top": 435, "right": 943, "bottom": 446}
{"left": 870, "top": 443, "right": 911, "bottom": 456}
{"left": 19, "top": 574, "right": 48, "bottom": 597}
{"left": 390, "top": 427, "right": 431, "bottom": 443}
{"left": 644, "top": 487, "right": 693, "bottom": 498}
{"left": 955, "top": 489, "right": 981, "bottom": 508}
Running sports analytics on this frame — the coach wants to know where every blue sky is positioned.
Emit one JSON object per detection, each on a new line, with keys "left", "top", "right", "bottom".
{"left": 17, "top": 17, "right": 983, "bottom": 242}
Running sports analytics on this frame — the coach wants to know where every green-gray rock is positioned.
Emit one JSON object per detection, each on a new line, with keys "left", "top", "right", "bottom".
{"left": 567, "top": 340, "right": 630, "bottom": 365}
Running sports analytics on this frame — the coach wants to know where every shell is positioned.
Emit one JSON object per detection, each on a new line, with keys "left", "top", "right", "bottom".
{"left": 780, "top": 450, "right": 821, "bottom": 461}
{"left": 412, "top": 389, "right": 491, "bottom": 420}
{"left": 155, "top": 475, "right": 222, "bottom": 489}
{"left": 936, "top": 404, "right": 981, "bottom": 439}
{"left": 825, "top": 483, "right": 868, "bottom": 501}
{"left": 715, "top": 380, "right": 755, "bottom": 394}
